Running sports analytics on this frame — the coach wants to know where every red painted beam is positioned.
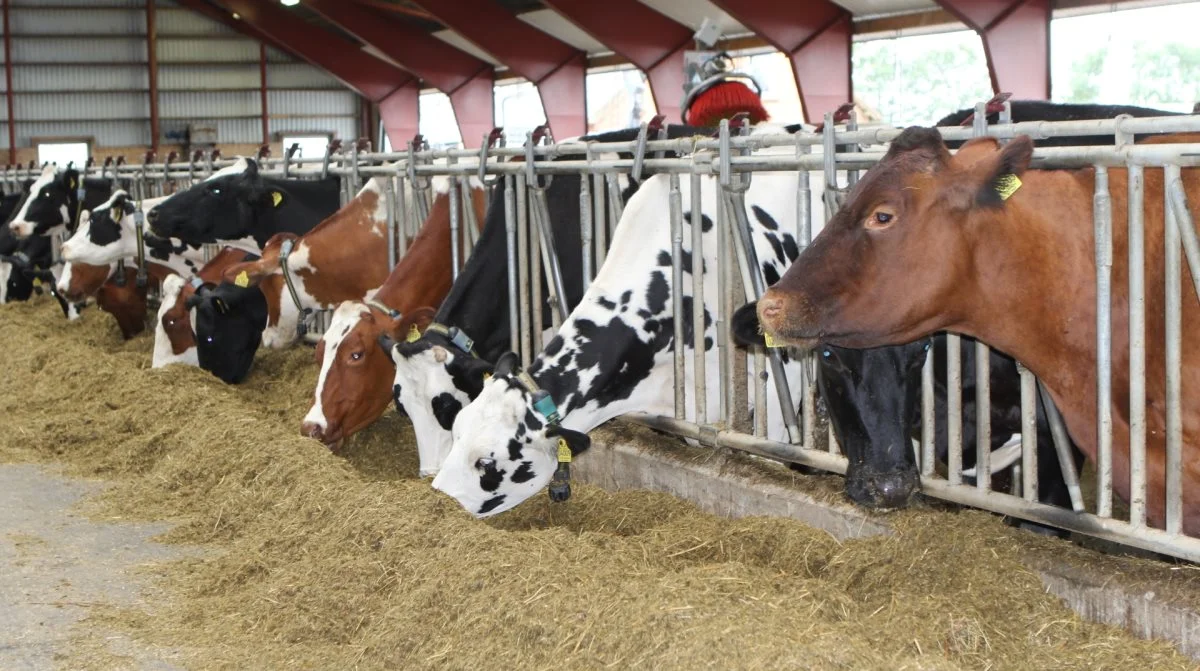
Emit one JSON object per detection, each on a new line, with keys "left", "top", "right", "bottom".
{"left": 306, "top": 0, "right": 495, "bottom": 148}
{"left": 146, "top": 0, "right": 160, "bottom": 153}
{"left": 710, "top": 0, "right": 851, "bottom": 124}
{"left": 2, "top": 0, "right": 14, "bottom": 164}
{"left": 207, "top": 0, "right": 420, "bottom": 148}
{"left": 541, "top": 0, "right": 691, "bottom": 123}
{"left": 935, "top": 0, "right": 1050, "bottom": 99}
{"left": 412, "top": 0, "right": 586, "bottom": 139}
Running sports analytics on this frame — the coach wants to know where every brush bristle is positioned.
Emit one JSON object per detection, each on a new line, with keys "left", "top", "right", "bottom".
{"left": 685, "top": 81, "right": 770, "bottom": 128}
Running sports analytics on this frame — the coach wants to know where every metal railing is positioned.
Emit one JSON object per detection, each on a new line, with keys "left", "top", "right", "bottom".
{"left": 16, "top": 106, "right": 1200, "bottom": 562}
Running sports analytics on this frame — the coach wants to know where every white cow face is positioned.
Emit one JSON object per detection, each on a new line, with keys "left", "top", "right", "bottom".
{"left": 388, "top": 334, "right": 493, "bottom": 477}
{"left": 431, "top": 352, "right": 590, "bottom": 518}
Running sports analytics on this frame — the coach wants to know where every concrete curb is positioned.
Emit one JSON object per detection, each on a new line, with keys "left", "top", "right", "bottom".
{"left": 580, "top": 425, "right": 1200, "bottom": 660}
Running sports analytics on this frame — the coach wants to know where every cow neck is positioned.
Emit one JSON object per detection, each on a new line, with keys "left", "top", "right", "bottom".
{"left": 294, "top": 187, "right": 390, "bottom": 303}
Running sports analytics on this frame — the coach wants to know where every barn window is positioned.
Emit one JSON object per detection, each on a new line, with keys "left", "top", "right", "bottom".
{"left": 280, "top": 134, "right": 331, "bottom": 160}
{"left": 36, "top": 141, "right": 90, "bottom": 170}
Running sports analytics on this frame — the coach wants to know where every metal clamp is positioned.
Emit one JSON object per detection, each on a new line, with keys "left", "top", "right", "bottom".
{"left": 718, "top": 114, "right": 752, "bottom": 193}
{"left": 525, "top": 125, "right": 553, "bottom": 191}
{"left": 282, "top": 142, "right": 300, "bottom": 179}
{"left": 959, "top": 91, "right": 1012, "bottom": 127}
{"left": 478, "top": 127, "right": 504, "bottom": 186}
{"left": 321, "top": 139, "right": 341, "bottom": 180}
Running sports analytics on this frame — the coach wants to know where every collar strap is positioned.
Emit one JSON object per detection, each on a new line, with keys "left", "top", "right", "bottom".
{"left": 13, "top": 251, "right": 29, "bottom": 266}
{"left": 364, "top": 298, "right": 400, "bottom": 319}
{"left": 188, "top": 275, "right": 204, "bottom": 290}
{"left": 423, "top": 322, "right": 476, "bottom": 357}
{"left": 278, "top": 238, "right": 313, "bottom": 337}
{"left": 131, "top": 206, "right": 147, "bottom": 288}
{"left": 514, "top": 370, "right": 561, "bottom": 427}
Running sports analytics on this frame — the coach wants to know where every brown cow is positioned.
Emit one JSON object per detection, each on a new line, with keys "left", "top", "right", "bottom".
{"left": 298, "top": 186, "right": 487, "bottom": 450}
{"left": 58, "top": 261, "right": 174, "bottom": 339}
{"left": 221, "top": 177, "right": 486, "bottom": 349}
{"left": 757, "top": 127, "right": 1200, "bottom": 535}
{"left": 152, "top": 247, "right": 262, "bottom": 368}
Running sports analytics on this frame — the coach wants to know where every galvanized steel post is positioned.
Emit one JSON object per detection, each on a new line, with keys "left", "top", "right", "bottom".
{"left": 1127, "top": 163, "right": 1147, "bottom": 526}
{"left": 1093, "top": 165, "right": 1114, "bottom": 517}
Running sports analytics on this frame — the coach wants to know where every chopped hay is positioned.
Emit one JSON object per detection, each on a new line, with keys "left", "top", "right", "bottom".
{"left": 0, "top": 296, "right": 1195, "bottom": 670}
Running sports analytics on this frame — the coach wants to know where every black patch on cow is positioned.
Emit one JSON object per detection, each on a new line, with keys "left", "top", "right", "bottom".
{"left": 392, "top": 383, "right": 405, "bottom": 415}
{"left": 764, "top": 232, "right": 786, "bottom": 266}
{"left": 479, "top": 463, "right": 506, "bottom": 492}
{"left": 523, "top": 409, "right": 544, "bottom": 431}
{"left": 478, "top": 495, "right": 507, "bottom": 515}
{"left": 620, "top": 290, "right": 632, "bottom": 305}
{"left": 543, "top": 335, "right": 565, "bottom": 358}
{"left": 431, "top": 393, "right": 463, "bottom": 431}
{"left": 684, "top": 212, "right": 714, "bottom": 233}
{"left": 596, "top": 296, "right": 617, "bottom": 311}
{"left": 87, "top": 210, "right": 122, "bottom": 247}
{"left": 507, "top": 439, "right": 524, "bottom": 462}
{"left": 762, "top": 263, "right": 780, "bottom": 287}
{"left": 644, "top": 271, "right": 669, "bottom": 314}
{"left": 751, "top": 205, "right": 778, "bottom": 230}
{"left": 781, "top": 234, "right": 800, "bottom": 263}
{"left": 511, "top": 461, "right": 536, "bottom": 483}
{"left": 656, "top": 249, "right": 706, "bottom": 274}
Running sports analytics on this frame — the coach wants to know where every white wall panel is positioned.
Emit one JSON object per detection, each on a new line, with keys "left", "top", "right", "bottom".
{"left": 159, "top": 64, "right": 260, "bottom": 91}
{"left": 158, "top": 38, "right": 258, "bottom": 63}
{"left": 269, "top": 90, "right": 356, "bottom": 117}
{"left": 270, "top": 118, "right": 357, "bottom": 142}
{"left": 19, "top": 120, "right": 150, "bottom": 147}
{"left": 17, "top": 92, "right": 148, "bottom": 121}
{"left": 160, "top": 91, "right": 260, "bottom": 119}
{"left": 13, "top": 37, "right": 146, "bottom": 63}
{"left": 156, "top": 7, "right": 237, "bottom": 36}
{"left": 267, "top": 63, "right": 340, "bottom": 89}
{"left": 15, "top": 64, "right": 148, "bottom": 92}
{"left": 11, "top": 7, "right": 144, "bottom": 34}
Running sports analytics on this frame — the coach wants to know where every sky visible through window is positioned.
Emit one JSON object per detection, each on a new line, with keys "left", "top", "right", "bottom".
{"left": 412, "top": 2, "right": 1199, "bottom": 143}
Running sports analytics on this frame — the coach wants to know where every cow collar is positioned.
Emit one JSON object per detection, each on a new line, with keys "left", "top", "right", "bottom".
{"left": 511, "top": 370, "right": 573, "bottom": 503}
{"left": 277, "top": 238, "right": 313, "bottom": 338}
{"left": 423, "top": 322, "right": 476, "bottom": 358}
{"left": 115, "top": 200, "right": 148, "bottom": 289}
{"left": 364, "top": 298, "right": 400, "bottom": 320}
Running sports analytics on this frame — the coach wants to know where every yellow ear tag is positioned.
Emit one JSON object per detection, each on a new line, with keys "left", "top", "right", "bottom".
{"left": 233, "top": 270, "right": 249, "bottom": 288}
{"left": 482, "top": 372, "right": 493, "bottom": 382}
{"left": 405, "top": 323, "right": 421, "bottom": 342}
{"left": 995, "top": 174, "right": 1022, "bottom": 201}
{"left": 556, "top": 438, "right": 573, "bottom": 464}
{"left": 271, "top": 191, "right": 283, "bottom": 207}
{"left": 764, "top": 332, "right": 781, "bottom": 348}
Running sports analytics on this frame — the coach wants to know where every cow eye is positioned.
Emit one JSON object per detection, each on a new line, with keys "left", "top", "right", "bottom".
{"left": 209, "top": 186, "right": 221, "bottom": 195}
{"left": 475, "top": 457, "right": 495, "bottom": 471}
{"left": 821, "top": 349, "right": 831, "bottom": 358}
{"left": 350, "top": 351, "right": 363, "bottom": 361}
{"left": 865, "top": 206, "right": 897, "bottom": 230}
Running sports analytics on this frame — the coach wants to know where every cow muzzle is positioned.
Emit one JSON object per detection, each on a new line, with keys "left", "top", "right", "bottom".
{"left": 9, "top": 221, "right": 32, "bottom": 239}
{"left": 301, "top": 420, "right": 343, "bottom": 451}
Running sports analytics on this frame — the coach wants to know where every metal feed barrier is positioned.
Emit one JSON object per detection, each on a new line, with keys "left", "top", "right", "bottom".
{"left": 12, "top": 104, "right": 1200, "bottom": 562}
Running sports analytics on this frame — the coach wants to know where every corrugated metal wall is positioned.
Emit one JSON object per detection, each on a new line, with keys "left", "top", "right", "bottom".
{"left": 0, "top": 0, "right": 360, "bottom": 152}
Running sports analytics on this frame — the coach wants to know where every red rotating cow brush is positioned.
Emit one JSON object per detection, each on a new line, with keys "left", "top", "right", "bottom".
{"left": 680, "top": 50, "right": 768, "bottom": 128}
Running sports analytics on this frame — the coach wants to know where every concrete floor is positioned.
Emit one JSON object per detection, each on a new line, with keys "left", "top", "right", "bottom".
{"left": 0, "top": 464, "right": 183, "bottom": 670}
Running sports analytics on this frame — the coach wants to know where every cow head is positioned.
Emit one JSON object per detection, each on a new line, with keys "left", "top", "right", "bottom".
{"left": 301, "top": 301, "right": 410, "bottom": 450}
{"left": 61, "top": 190, "right": 168, "bottom": 267}
{"left": 384, "top": 324, "right": 494, "bottom": 477}
{"left": 146, "top": 157, "right": 269, "bottom": 244}
{"left": 431, "top": 352, "right": 592, "bottom": 518}
{"left": 153, "top": 274, "right": 198, "bottom": 368}
{"left": 757, "top": 128, "right": 1034, "bottom": 350}
{"left": 9, "top": 165, "right": 77, "bottom": 239}
{"left": 94, "top": 266, "right": 151, "bottom": 340}
{"left": 56, "top": 257, "right": 116, "bottom": 303}
{"left": 219, "top": 232, "right": 299, "bottom": 349}
{"left": 185, "top": 279, "right": 268, "bottom": 384}
{"left": 732, "top": 301, "right": 926, "bottom": 509}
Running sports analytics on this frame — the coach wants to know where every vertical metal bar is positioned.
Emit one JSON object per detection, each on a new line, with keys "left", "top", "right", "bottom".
{"left": 530, "top": 190, "right": 569, "bottom": 322}
{"left": 530, "top": 201, "right": 545, "bottom": 351}
{"left": 3, "top": 0, "right": 14, "bottom": 165}
{"left": 717, "top": 184, "right": 732, "bottom": 424}
{"left": 946, "top": 334, "right": 963, "bottom": 486}
{"left": 579, "top": 172, "right": 593, "bottom": 291}
{"left": 449, "top": 174, "right": 461, "bottom": 280}
{"left": 257, "top": 42, "right": 267, "bottom": 146}
{"left": 504, "top": 175, "right": 520, "bottom": 362}
{"left": 1166, "top": 173, "right": 1200, "bottom": 300}
{"left": 669, "top": 174, "right": 686, "bottom": 420}
{"left": 395, "top": 175, "right": 409, "bottom": 258}
{"left": 1094, "top": 165, "right": 1114, "bottom": 518}
{"left": 1038, "top": 382, "right": 1086, "bottom": 512}
{"left": 845, "top": 110, "right": 859, "bottom": 187}
{"left": 605, "top": 173, "right": 624, "bottom": 238}
{"left": 1127, "top": 164, "right": 1146, "bottom": 527}
{"left": 593, "top": 173, "right": 607, "bottom": 268}
{"left": 147, "top": 0, "right": 160, "bottom": 153}
{"left": 690, "top": 172, "right": 707, "bottom": 426}
{"left": 461, "top": 178, "right": 478, "bottom": 259}
{"left": 516, "top": 172, "right": 531, "bottom": 365}
{"left": 384, "top": 178, "right": 397, "bottom": 271}
{"left": 753, "top": 349, "right": 767, "bottom": 437}
{"left": 1019, "top": 363, "right": 1039, "bottom": 502}
{"left": 975, "top": 339, "right": 991, "bottom": 492}
{"left": 1164, "top": 164, "right": 1184, "bottom": 534}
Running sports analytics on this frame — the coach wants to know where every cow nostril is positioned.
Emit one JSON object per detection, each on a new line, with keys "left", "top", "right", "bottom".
{"left": 300, "top": 422, "right": 324, "bottom": 441}
{"left": 870, "top": 473, "right": 916, "bottom": 509}
{"left": 758, "top": 295, "right": 783, "bottom": 321}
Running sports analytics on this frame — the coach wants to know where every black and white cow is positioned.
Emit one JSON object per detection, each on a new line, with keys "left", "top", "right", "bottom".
{"left": 427, "top": 124, "right": 821, "bottom": 517}
{"left": 147, "top": 158, "right": 341, "bottom": 248}
{"left": 9, "top": 164, "right": 112, "bottom": 239}
{"left": 935, "top": 100, "right": 1182, "bottom": 148}
{"left": 387, "top": 124, "right": 725, "bottom": 476}
{"left": 186, "top": 275, "right": 270, "bottom": 385}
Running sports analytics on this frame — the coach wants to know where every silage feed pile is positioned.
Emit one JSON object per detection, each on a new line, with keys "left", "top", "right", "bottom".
{"left": 0, "top": 297, "right": 1193, "bottom": 671}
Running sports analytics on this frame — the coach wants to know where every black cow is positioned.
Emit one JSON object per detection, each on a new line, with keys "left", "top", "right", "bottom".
{"left": 186, "top": 274, "right": 270, "bottom": 385}
{"left": 387, "top": 125, "right": 711, "bottom": 466}
{"left": 9, "top": 166, "right": 111, "bottom": 239}
{"left": 147, "top": 158, "right": 341, "bottom": 248}
{"left": 936, "top": 100, "right": 1183, "bottom": 148}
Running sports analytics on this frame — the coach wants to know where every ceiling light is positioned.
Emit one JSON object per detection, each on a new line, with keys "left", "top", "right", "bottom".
{"left": 231, "top": 11, "right": 240, "bottom": 19}
{"left": 281, "top": 0, "right": 299, "bottom": 6}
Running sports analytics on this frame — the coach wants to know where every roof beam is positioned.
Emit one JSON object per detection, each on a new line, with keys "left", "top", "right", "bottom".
{"left": 306, "top": 0, "right": 495, "bottom": 148}
{"left": 203, "top": 0, "right": 420, "bottom": 147}
{"left": 935, "top": 0, "right": 1050, "bottom": 99}
{"left": 540, "top": 0, "right": 691, "bottom": 123}
{"left": 709, "top": 0, "right": 852, "bottom": 124}
{"left": 412, "top": 0, "right": 586, "bottom": 139}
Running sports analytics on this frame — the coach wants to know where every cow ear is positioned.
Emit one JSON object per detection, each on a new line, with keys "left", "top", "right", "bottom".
{"left": 243, "top": 158, "right": 259, "bottom": 177}
{"left": 546, "top": 426, "right": 591, "bottom": 457}
{"left": 975, "top": 135, "right": 1033, "bottom": 208}
{"left": 730, "top": 301, "right": 765, "bottom": 348}
{"left": 493, "top": 351, "right": 521, "bottom": 378}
